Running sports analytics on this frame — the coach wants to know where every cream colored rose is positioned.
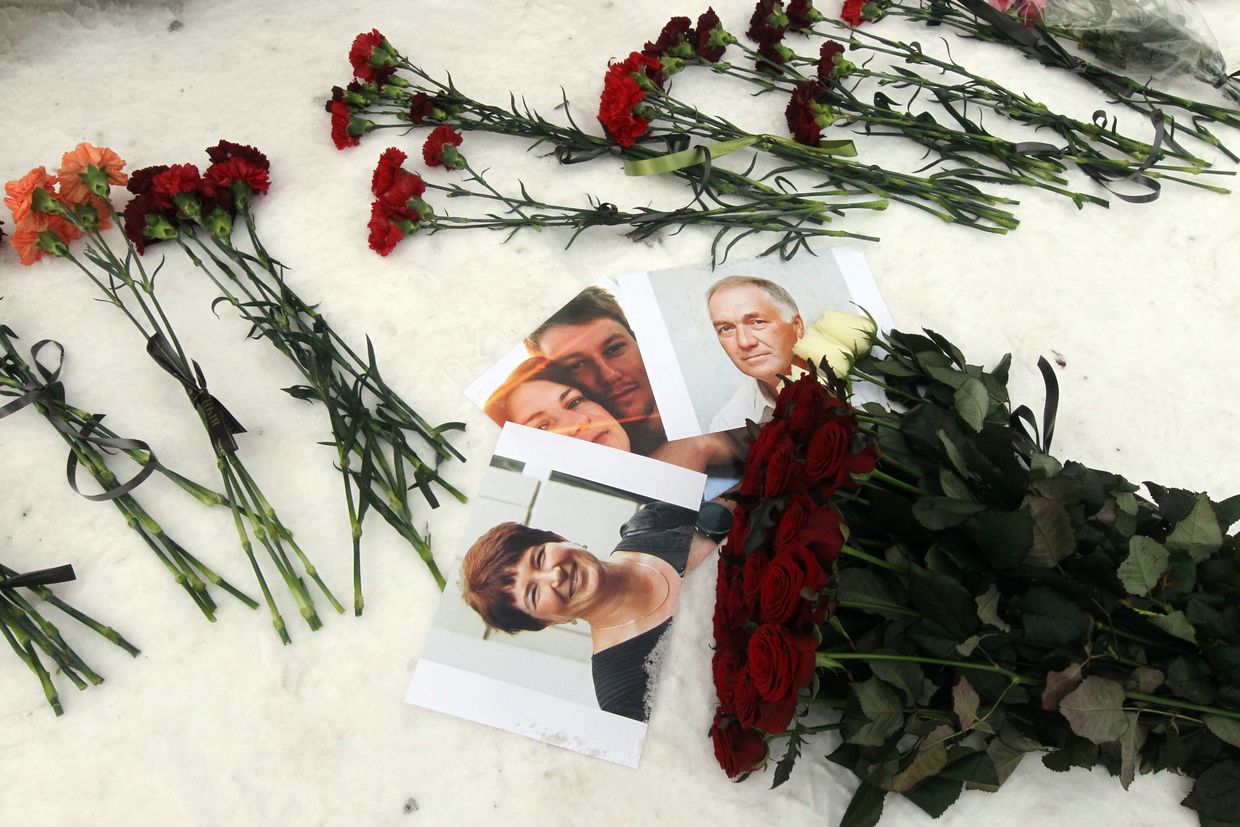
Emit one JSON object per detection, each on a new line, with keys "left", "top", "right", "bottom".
{"left": 792, "top": 309, "right": 877, "bottom": 375}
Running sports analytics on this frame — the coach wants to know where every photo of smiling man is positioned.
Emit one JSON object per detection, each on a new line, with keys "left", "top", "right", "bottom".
{"left": 705, "top": 275, "right": 808, "bottom": 432}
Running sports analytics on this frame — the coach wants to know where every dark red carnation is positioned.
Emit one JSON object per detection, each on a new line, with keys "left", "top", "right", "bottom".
{"left": 330, "top": 100, "right": 360, "bottom": 150}
{"left": 695, "top": 8, "right": 729, "bottom": 62}
{"left": 422, "top": 125, "right": 464, "bottom": 169}
{"left": 756, "top": 34, "right": 790, "bottom": 75}
{"left": 643, "top": 16, "right": 694, "bottom": 59}
{"left": 747, "top": 623, "right": 816, "bottom": 703}
{"left": 710, "top": 708, "right": 768, "bottom": 778}
{"left": 787, "top": 0, "right": 823, "bottom": 29}
{"left": 205, "top": 140, "right": 269, "bottom": 171}
{"left": 349, "top": 29, "right": 395, "bottom": 83}
{"left": 204, "top": 158, "right": 270, "bottom": 197}
{"left": 408, "top": 93, "right": 437, "bottom": 125}
{"left": 372, "top": 147, "right": 409, "bottom": 197}
{"left": 747, "top": 0, "right": 787, "bottom": 42}
{"left": 785, "top": 80, "right": 824, "bottom": 147}
{"left": 841, "top": 0, "right": 867, "bottom": 27}
{"left": 126, "top": 165, "right": 170, "bottom": 196}
{"left": 819, "top": 41, "right": 846, "bottom": 82}
{"left": 122, "top": 192, "right": 172, "bottom": 254}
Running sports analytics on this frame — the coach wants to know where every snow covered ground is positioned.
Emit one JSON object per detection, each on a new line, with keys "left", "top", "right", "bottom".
{"left": 1, "top": 1, "right": 1238, "bottom": 824}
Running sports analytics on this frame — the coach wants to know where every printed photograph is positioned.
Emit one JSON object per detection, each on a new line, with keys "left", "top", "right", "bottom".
{"left": 406, "top": 424, "right": 712, "bottom": 767}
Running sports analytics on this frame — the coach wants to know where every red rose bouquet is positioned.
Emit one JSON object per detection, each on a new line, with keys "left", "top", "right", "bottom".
{"left": 713, "top": 329, "right": 1240, "bottom": 827}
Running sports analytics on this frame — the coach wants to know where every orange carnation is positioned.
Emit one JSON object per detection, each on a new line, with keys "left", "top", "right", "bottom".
{"left": 8, "top": 211, "right": 79, "bottom": 266}
{"left": 4, "top": 167, "right": 59, "bottom": 223}
{"left": 58, "top": 142, "right": 128, "bottom": 204}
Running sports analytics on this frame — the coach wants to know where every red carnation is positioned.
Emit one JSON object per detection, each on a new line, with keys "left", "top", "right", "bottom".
{"left": 408, "top": 93, "right": 437, "bottom": 125}
{"left": 841, "top": 0, "right": 867, "bottom": 26}
{"left": 372, "top": 147, "right": 409, "bottom": 197}
{"left": 785, "top": 80, "right": 825, "bottom": 147}
{"left": 643, "top": 16, "right": 694, "bottom": 59}
{"left": 205, "top": 140, "right": 270, "bottom": 172}
{"left": 710, "top": 708, "right": 768, "bottom": 778}
{"left": 122, "top": 192, "right": 174, "bottom": 254}
{"left": 377, "top": 170, "right": 426, "bottom": 213}
{"left": 422, "top": 125, "right": 464, "bottom": 169}
{"left": 349, "top": 28, "right": 395, "bottom": 83}
{"left": 367, "top": 199, "right": 420, "bottom": 256}
{"left": 204, "top": 158, "right": 271, "bottom": 197}
{"left": 747, "top": 622, "right": 816, "bottom": 703}
{"left": 695, "top": 8, "right": 730, "bottom": 62}
{"left": 330, "top": 100, "right": 360, "bottom": 150}
{"left": 819, "top": 40, "right": 846, "bottom": 82}
{"left": 151, "top": 164, "right": 209, "bottom": 212}
{"left": 598, "top": 63, "right": 652, "bottom": 148}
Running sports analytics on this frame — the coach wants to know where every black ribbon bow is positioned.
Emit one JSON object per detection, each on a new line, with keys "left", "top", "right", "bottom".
{"left": 1010, "top": 356, "right": 1059, "bottom": 459}
{"left": 144, "top": 333, "right": 246, "bottom": 457}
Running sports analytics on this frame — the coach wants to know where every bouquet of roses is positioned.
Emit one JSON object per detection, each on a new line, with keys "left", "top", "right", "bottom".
{"left": 713, "top": 328, "right": 1240, "bottom": 827}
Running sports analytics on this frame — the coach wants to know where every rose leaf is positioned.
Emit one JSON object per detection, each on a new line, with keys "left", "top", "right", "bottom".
{"left": 1117, "top": 536, "right": 1170, "bottom": 596}
{"left": 1058, "top": 677, "right": 1129, "bottom": 745}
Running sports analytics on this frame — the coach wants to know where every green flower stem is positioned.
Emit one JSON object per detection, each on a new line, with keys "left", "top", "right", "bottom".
{"left": 818, "top": 650, "right": 1034, "bottom": 683}
{"left": 772, "top": 722, "right": 845, "bottom": 741}
{"left": 869, "top": 467, "right": 932, "bottom": 496}
{"left": 1125, "top": 693, "right": 1240, "bottom": 722}
{"left": 0, "top": 563, "right": 140, "bottom": 655}
{"left": 0, "top": 602, "right": 62, "bottom": 714}
{"left": 837, "top": 598, "right": 920, "bottom": 617}
{"left": 218, "top": 460, "right": 289, "bottom": 644}
{"left": 840, "top": 544, "right": 902, "bottom": 572}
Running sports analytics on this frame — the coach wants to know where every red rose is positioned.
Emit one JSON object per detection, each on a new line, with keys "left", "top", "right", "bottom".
{"left": 754, "top": 692, "right": 798, "bottom": 733}
{"left": 799, "top": 504, "right": 845, "bottom": 570}
{"left": 204, "top": 158, "right": 271, "bottom": 197}
{"left": 819, "top": 41, "right": 846, "bottom": 82}
{"left": 695, "top": 8, "right": 729, "bottom": 62}
{"left": 422, "top": 125, "right": 464, "bottom": 169}
{"left": 747, "top": 623, "right": 816, "bottom": 702}
{"left": 774, "top": 495, "right": 813, "bottom": 552}
{"left": 371, "top": 147, "right": 409, "bottom": 197}
{"left": 723, "top": 504, "right": 751, "bottom": 559}
{"left": 786, "top": 542, "right": 829, "bottom": 591}
{"left": 713, "top": 646, "right": 744, "bottom": 709}
{"left": 330, "top": 100, "right": 360, "bottom": 150}
{"left": 806, "top": 419, "right": 849, "bottom": 487}
{"left": 758, "top": 553, "right": 805, "bottom": 624}
{"left": 740, "top": 419, "right": 787, "bottom": 495}
{"left": 847, "top": 443, "right": 879, "bottom": 481}
{"left": 741, "top": 550, "right": 767, "bottom": 614}
{"left": 733, "top": 667, "right": 760, "bottom": 728}
{"left": 841, "top": 0, "right": 867, "bottom": 27}
{"left": 710, "top": 708, "right": 768, "bottom": 779}
{"left": 408, "top": 93, "right": 437, "bottom": 125}
{"left": 714, "top": 557, "right": 749, "bottom": 636}
{"left": 643, "top": 16, "right": 694, "bottom": 59}
{"left": 762, "top": 431, "right": 800, "bottom": 497}
{"left": 205, "top": 140, "right": 269, "bottom": 171}
{"left": 785, "top": 80, "right": 823, "bottom": 147}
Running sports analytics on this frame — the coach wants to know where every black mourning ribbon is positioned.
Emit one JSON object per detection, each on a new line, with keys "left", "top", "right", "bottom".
{"left": 145, "top": 333, "right": 245, "bottom": 457}
{"left": 1, "top": 564, "right": 76, "bottom": 590}
{"left": 1010, "top": 356, "right": 1059, "bottom": 458}
{"left": 0, "top": 339, "right": 162, "bottom": 501}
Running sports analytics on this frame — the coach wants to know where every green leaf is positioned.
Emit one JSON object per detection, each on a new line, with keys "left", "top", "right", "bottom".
{"left": 908, "top": 565, "right": 981, "bottom": 642}
{"left": 1183, "top": 761, "right": 1240, "bottom": 822}
{"left": 840, "top": 780, "right": 887, "bottom": 827}
{"left": 1058, "top": 677, "right": 1129, "bottom": 744}
{"left": 986, "top": 739, "right": 1026, "bottom": 788}
{"left": 1150, "top": 610, "right": 1198, "bottom": 644}
{"left": 913, "top": 497, "right": 987, "bottom": 530}
{"left": 1117, "top": 536, "right": 1169, "bottom": 596}
{"left": 836, "top": 569, "right": 910, "bottom": 621}
{"left": 871, "top": 656, "right": 925, "bottom": 704}
{"left": 1118, "top": 711, "right": 1144, "bottom": 790}
{"left": 891, "top": 726, "right": 952, "bottom": 792}
{"left": 953, "top": 677, "right": 980, "bottom": 730}
{"left": 902, "top": 777, "right": 964, "bottom": 817}
{"left": 1205, "top": 716, "right": 1240, "bottom": 749}
{"left": 1127, "top": 667, "right": 1164, "bottom": 694}
{"left": 1029, "top": 452, "right": 1062, "bottom": 480}
{"left": 1167, "top": 656, "right": 1217, "bottom": 705}
{"left": 1020, "top": 586, "right": 1089, "bottom": 646}
{"left": 849, "top": 677, "right": 905, "bottom": 747}
{"left": 974, "top": 583, "right": 1011, "bottom": 632}
{"left": 771, "top": 728, "right": 802, "bottom": 789}
{"left": 1023, "top": 496, "right": 1076, "bottom": 567}
{"left": 953, "top": 377, "right": 989, "bottom": 432}
{"left": 964, "top": 508, "right": 1033, "bottom": 571}
{"left": 938, "top": 468, "right": 973, "bottom": 502}
{"left": 1166, "top": 493, "right": 1225, "bottom": 563}
{"left": 926, "top": 364, "right": 968, "bottom": 390}
{"left": 1041, "top": 736, "right": 1097, "bottom": 772}
{"left": 1217, "top": 494, "right": 1240, "bottom": 531}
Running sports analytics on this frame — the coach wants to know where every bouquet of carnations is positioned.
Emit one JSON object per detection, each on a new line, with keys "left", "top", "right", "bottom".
{"left": 712, "top": 326, "right": 1240, "bottom": 826}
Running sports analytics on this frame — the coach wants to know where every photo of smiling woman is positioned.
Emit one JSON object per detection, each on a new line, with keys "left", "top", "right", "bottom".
{"left": 484, "top": 356, "right": 743, "bottom": 475}
{"left": 460, "top": 496, "right": 722, "bottom": 722}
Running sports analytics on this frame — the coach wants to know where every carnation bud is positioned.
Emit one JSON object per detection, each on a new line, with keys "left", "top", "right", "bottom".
{"left": 36, "top": 230, "right": 69, "bottom": 257}
{"left": 82, "top": 164, "right": 112, "bottom": 197}
{"left": 348, "top": 117, "right": 378, "bottom": 137}
{"left": 204, "top": 206, "right": 233, "bottom": 239}
{"left": 144, "top": 213, "right": 179, "bottom": 241}
{"left": 31, "top": 187, "right": 64, "bottom": 215}
{"left": 73, "top": 201, "right": 100, "bottom": 232}
{"left": 172, "top": 191, "right": 201, "bottom": 219}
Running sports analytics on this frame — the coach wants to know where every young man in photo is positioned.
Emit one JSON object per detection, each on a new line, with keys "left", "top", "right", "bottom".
{"left": 705, "top": 275, "right": 807, "bottom": 432}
